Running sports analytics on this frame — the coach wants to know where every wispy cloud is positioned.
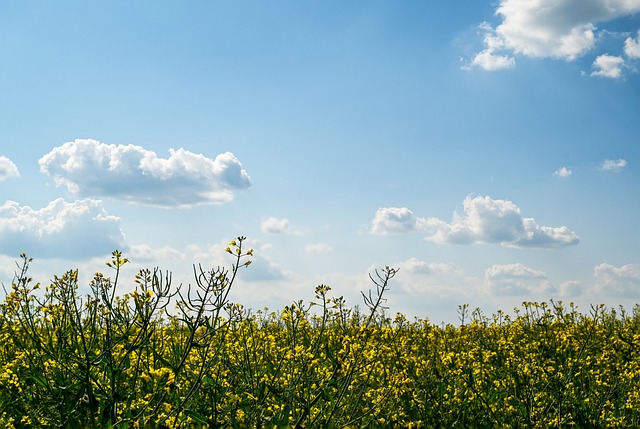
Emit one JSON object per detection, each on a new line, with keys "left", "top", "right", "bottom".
{"left": 554, "top": 166, "right": 572, "bottom": 178}
{"left": 261, "top": 217, "right": 290, "bottom": 234}
{"left": 38, "top": 139, "right": 251, "bottom": 208}
{"left": 559, "top": 280, "right": 583, "bottom": 297}
{"left": 599, "top": 158, "right": 627, "bottom": 172}
{"left": 0, "top": 198, "right": 125, "bottom": 258}
{"left": 371, "top": 195, "right": 579, "bottom": 248}
{"left": 0, "top": 156, "right": 19, "bottom": 181}
{"left": 467, "top": 0, "right": 640, "bottom": 76}
{"left": 305, "top": 243, "right": 332, "bottom": 253}
{"left": 484, "top": 263, "right": 551, "bottom": 295}
{"left": 128, "top": 244, "right": 185, "bottom": 262}
{"left": 395, "top": 257, "right": 471, "bottom": 296}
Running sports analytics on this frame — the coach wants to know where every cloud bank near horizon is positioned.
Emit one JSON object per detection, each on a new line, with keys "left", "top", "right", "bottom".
{"left": 39, "top": 139, "right": 251, "bottom": 208}
{"left": 0, "top": 198, "right": 125, "bottom": 259}
{"left": 371, "top": 195, "right": 579, "bottom": 248}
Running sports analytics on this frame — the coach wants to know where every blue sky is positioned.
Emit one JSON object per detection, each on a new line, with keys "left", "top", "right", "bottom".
{"left": 1, "top": 1, "right": 639, "bottom": 324}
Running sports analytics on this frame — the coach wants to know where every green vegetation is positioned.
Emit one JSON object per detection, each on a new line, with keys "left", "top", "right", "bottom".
{"left": 1, "top": 237, "right": 640, "bottom": 428}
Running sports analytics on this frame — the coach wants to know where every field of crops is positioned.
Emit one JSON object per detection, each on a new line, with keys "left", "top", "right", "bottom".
{"left": 2, "top": 237, "right": 640, "bottom": 428}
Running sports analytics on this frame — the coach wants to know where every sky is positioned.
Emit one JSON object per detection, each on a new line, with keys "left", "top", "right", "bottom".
{"left": 1, "top": 0, "right": 639, "bottom": 324}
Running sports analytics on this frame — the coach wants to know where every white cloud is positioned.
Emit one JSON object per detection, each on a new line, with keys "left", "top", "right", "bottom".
{"left": 305, "top": 243, "right": 332, "bottom": 253}
{"left": 625, "top": 30, "right": 640, "bottom": 58}
{"left": 372, "top": 195, "right": 579, "bottom": 248}
{"left": 599, "top": 158, "right": 627, "bottom": 171}
{"left": 469, "top": 29, "right": 517, "bottom": 71}
{"left": 593, "top": 263, "right": 640, "bottom": 297}
{"left": 468, "top": 0, "right": 640, "bottom": 72}
{"left": 0, "top": 198, "right": 125, "bottom": 258}
{"left": 554, "top": 166, "right": 573, "bottom": 178}
{"left": 128, "top": 244, "right": 185, "bottom": 262}
{"left": 400, "top": 258, "right": 461, "bottom": 276}
{"left": 559, "top": 280, "right": 583, "bottom": 297}
{"left": 484, "top": 263, "right": 551, "bottom": 295}
{"left": 38, "top": 139, "right": 251, "bottom": 208}
{"left": 467, "top": 23, "right": 516, "bottom": 71}
{"left": 261, "top": 216, "right": 290, "bottom": 234}
{"left": 370, "top": 207, "right": 432, "bottom": 235}
{"left": 433, "top": 196, "right": 580, "bottom": 248}
{"left": 0, "top": 156, "right": 20, "bottom": 181}
{"left": 591, "top": 54, "right": 625, "bottom": 78}
{"left": 470, "top": 50, "right": 516, "bottom": 71}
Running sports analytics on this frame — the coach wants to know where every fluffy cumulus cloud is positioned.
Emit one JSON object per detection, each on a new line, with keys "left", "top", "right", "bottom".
{"left": 38, "top": 139, "right": 251, "bottom": 208}
{"left": 625, "top": 30, "right": 640, "bottom": 57}
{"left": 0, "top": 198, "right": 125, "bottom": 258}
{"left": 261, "top": 217, "right": 290, "bottom": 234}
{"left": 468, "top": 0, "right": 640, "bottom": 75}
{"left": 370, "top": 207, "right": 430, "bottom": 235}
{"left": 0, "top": 156, "right": 20, "bottom": 181}
{"left": 599, "top": 158, "right": 627, "bottom": 171}
{"left": 593, "top": 263, "right": 640, "bottom": 297}
{"left": 591, "top": 54, "right": 625, "bottom": 78}
{"left": 371, "top": 195, "right": 579, "bottom": 248}
{"left": 484, "top": 263, "right": 551, "bottom": 295}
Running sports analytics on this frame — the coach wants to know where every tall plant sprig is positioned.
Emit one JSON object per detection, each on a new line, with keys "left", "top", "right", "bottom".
{"left": 153, "top": 236, "right": 253, "bottom": 426}
{"left": 315, "top": 266, "right": 398, "bottom": 428}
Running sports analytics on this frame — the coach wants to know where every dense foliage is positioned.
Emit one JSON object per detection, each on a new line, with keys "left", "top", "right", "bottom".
{"left": 1, "top": 237, "right": 640, "bottom": 428}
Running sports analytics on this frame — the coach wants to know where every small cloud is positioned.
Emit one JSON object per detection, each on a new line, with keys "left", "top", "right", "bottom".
{"left": 261, "top": 217, "right": 289, "bottom": 234}
{"left": 0, "top": 198, "right": 125, "bottom": 258}
{"left": 469, "top": 49, "right": 516, "bottom": 71}
{"left": 0, "top": 156, "right": 20, "bottom": 181}
{"left": 38, "top": 139, "right": 251, "bottom": 208}
{"left": 554, "top": 166, "right": 572, "bottom": 178}
{"left": 593, "top": 263, "right": 640, "bottom": 297}
{"left": 591, "top": 54, "right": 625, "bottom": 78}
{"left": 599, "top": 158, "right": 627, "bottom": 172}
{"left": 464, "top": 22, "right": 515, "bottom": 71}
{"left": 128, "top": 244, "right": 185, "bottom": 262}
{"left": 484, "top": 263, "right": 551, "bottom": 295}
{"left": 305, "top": 243, "right": 332, "bottom": 254}
{"left": 372, "top": 195, "right": 579, "bottom": 249}
{"left": 624, "top": 30, "right": 640, "bottom": 58}
{"left": 370, "top": 207, "right": 431, "bottom": 235}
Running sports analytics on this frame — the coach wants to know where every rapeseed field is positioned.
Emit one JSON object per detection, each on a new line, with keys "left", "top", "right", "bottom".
{"left": 1, "top": 237, "right": 639, "bottom": 428}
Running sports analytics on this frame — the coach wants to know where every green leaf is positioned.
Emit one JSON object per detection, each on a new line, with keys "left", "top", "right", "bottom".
{"left": 183, "top": 409, "right": 209, "bottom": 425}
{"left": 29, "top": 373, "right": 49, "bottom": 389}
